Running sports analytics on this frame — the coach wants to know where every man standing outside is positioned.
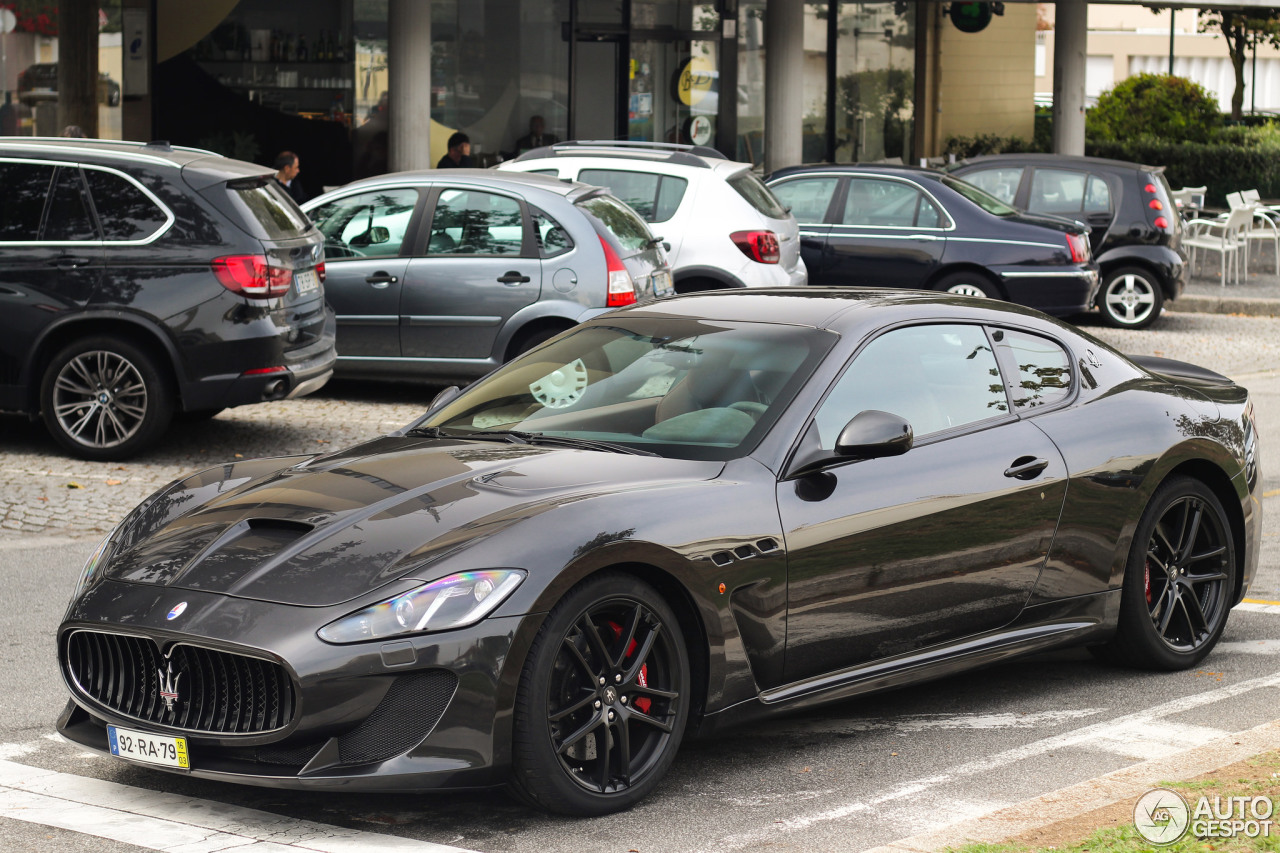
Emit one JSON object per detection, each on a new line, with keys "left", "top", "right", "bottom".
{"left": 437, "top": 132, "right": 474, "bottom": 168}
{"left": 273, "top": 151, "right": 308, "bottom": 204}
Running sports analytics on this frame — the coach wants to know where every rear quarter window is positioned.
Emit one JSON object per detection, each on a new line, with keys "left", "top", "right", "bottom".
{"left": 84, "top": 168, "right": 170, "bottom": 242}
{"left": 222, "top": 178, "right": 314, "bottom": 241}
{"left": 728, "top": 171, "right": 788, "bottom": 219}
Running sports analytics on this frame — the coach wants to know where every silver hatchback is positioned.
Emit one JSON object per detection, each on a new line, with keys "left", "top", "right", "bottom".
{"left": 303, "top": 170, "right": 673, "bottom": 383}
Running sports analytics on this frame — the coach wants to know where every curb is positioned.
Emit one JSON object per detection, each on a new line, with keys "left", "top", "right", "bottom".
{"left": 861, "top": 718, "right": 1280, "bottom": 853}
{"left": 1171, "top": 293, "right": 1280, "bottom": 317}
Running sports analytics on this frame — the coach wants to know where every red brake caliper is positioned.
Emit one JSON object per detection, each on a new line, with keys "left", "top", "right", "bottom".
{"left": 608, "top": 621, "right": 652, "bottom": 714}
{"left": 1144, "top": 559, "right": 1152, "bottom": 605}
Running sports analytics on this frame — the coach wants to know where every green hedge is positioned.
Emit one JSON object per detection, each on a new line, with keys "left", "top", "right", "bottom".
{"left": 1085, "top": 132, "right": 1280, "bottom": 206}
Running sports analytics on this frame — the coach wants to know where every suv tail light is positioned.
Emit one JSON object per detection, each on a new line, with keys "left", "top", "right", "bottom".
{"left": 730, "top": 230, "right": 781, "bottom": 264}
{"left": 599, "top": 237, "right": 637, "bottom": 307}
{"left": 211, "top": 255, "right": 293, "bottom": 298}
{"left": 1065, "top": 232, "right": 1090, "bottom": 264}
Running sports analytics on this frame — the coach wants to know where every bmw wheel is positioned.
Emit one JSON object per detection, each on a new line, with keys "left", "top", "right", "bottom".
{"left": 1095, "top": 476, "right": 1235, "bottom": 670}
{"left": 40, "top": 337, "right": 174, "bottom": 460}
{"left": 1099, "top": 267, "right": 1164, "bottom": 329}
{"left": 510, "top": 572, "right": 690, "bottom": 815}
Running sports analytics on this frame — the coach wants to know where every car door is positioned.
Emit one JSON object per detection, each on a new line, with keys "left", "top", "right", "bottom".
{"left": 767, "top": 175, "right": 840, "bottom": 284}
{"left": 0, "top": 161, "right": 103, "bottom": 410}
{"left": 1026, "top": 167, "right": 1114, "bottom": 253}
{"left": 400, "top": 186, "right": 541, "bottom": 360}
{"left": 823, "top": 176, "right": 947, "bottom": 289}
{"left": 777, "top": 322, "right": 1069, "bottom": 682}
{"left": 306, "top": 187, "right": 422, "bottom": 358}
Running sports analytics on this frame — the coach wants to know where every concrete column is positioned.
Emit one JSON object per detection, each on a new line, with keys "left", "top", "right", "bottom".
{"left": 388, "top": 0, "right": 433, "bottom": 172}
{"left": 1051, "top": 1, "right": 1086, "bottom": 156}
{"left": 763, "top": 0, "right": 803, "bottom": 174}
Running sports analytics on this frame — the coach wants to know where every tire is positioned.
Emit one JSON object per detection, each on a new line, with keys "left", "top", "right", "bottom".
{"left": 1099, "top": 266, "right": 1164, "bottom": 329}
{"left": 1095, "top": 476, "right": 1236, "bottom": 670}
{"left": 175, "top": 407, "right": 225, "bottom": 423}
{"left": 509, "top": 325, "right": 570, "bottom": 361}
{"left": 674, "top": 277, "right": 723, "bottom": 295}
{"left": 509, "top": 572, "right": 690, "bottom": 816}
{"left": 39, "top": 336, "right": 174, "bottom": 461}
{"left": 934, "top": 272, "right": 1000, "bottom": 300}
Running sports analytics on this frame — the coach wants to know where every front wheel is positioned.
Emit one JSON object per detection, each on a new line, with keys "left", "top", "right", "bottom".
{"left": 1096, "top": 476, "right": 1236, "bottom": 670}
{"left": 1099, "top": 267, "right": 1164, "bottom": 329}
{"left": 935, "top": 272, "right": 1000, "bottom": 300}
{"left": 510, "top": 572, "right": 690, "bottom": 815}
{"left": 39, "top": 337, "right": 173, "bottom": 460}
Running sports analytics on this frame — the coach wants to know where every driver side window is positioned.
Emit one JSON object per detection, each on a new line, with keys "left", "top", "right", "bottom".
{"left": 308, "top": 188, "right": 419, "bottom": 260}
{"left": 814, "top": 324, "right": 1009, "bottom": 448}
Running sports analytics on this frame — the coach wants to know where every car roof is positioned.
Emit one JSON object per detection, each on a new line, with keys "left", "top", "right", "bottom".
{"left": 609, "top": 286, "right": 1058, "bottom": 333}
{"left": 306, "top": 168, "right": 604, "bottom": 204}
{"left": 952, "top": 153, "right": 1163, "bottom": 174}
{"left": 0, "top": 137, "right": 274, "bottom": 179}
{"left": 510, "top": 140, "right": 738, "bottom": 172}
{"left": 767, "top": 163, "right": 946, "bottom": 182}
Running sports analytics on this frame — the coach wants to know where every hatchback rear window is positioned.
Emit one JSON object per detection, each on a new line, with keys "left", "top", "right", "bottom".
{"left": 728, "top": 171, "right": 788, "bottom": 219}
{"left": 576, "top": 194, "right": 654, "bottom": 252}
{"left": 224, "top": 178, "right": 314, "bottom": 240}
{"left": 578, "top": 169, "right": 688, "bottom": 223}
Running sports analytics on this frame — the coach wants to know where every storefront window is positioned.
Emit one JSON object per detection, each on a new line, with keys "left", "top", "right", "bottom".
{"left": 803, "top": 0, "right": 828, "bottom": 162}
{"left": 834, "top": 1, "right": 915, "bottom": 163}
{"left": 737, "top": 0, "right": 765, "bottom": 165}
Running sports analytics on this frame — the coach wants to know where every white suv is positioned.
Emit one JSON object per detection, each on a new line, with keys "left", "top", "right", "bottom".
{"left": 499, "top": 141, "right": 807, "bottom": 293}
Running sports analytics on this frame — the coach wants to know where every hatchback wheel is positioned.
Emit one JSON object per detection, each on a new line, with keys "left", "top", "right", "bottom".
{"left": 40, "top": 337, "right": 173, "bottom": 460}
{"left": 1095, "top": 476, "right": 1235, "bottom": 670}
{"left": 935, "top": 272, "right": 999, "bottom": 300}
{"left": 510, "top": 573, "right": 689, "bottom": 815}
{"left": 1099, "top": 267, "right": 1163, "bottom": 329}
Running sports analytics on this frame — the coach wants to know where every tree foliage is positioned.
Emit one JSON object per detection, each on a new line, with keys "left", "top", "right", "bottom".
{"left": 1086, "top": 73, "right": 1220, "bottom": 143}
{"left": 1198, "top": 9, "right": 1280, "bottom": 120}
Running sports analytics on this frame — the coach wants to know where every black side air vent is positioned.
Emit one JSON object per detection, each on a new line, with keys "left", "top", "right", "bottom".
{"left": 733, "top": 545, "right": 755, "bottom": 560}
{"left": 711, "top": 551, "right": 734, "bottom": 567}
{"left": 756, "top": 538, "right": 779, "bottom": 552}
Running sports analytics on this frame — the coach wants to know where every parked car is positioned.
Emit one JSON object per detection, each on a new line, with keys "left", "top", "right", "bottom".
{"left": 301, "top": 169, "right": 673, "bottom": 383}
{"left": 949, "top": 154, "right": 1185, "bottom": 329}
{"left": 17, "top": 63, "right": 121, "bottom": 106}
{"left": 57, "top": 288, "right": 1259, "bottom": 815}
{"left": 766, "top": 164, "right": 1099, "bottom": 318}
{"left": 499, "top": 140, "right": 807, "bottom": 293}
{"left": 0, "top": 138, "right": 336, "bottom": 459}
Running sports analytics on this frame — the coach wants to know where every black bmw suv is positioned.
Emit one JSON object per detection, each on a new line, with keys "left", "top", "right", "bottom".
{"left": 950, "top": 154, "right": 1185, "bottom": 329}
{"left": 0, "top": 139, "right": 336, "bottom": 459}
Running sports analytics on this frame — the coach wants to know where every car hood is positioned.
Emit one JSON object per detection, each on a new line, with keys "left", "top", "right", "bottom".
{"left": 101, "top": 437, "right": 723, "bottom": 607}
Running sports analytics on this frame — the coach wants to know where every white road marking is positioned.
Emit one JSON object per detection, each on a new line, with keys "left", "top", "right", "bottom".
{"left": 0, "top": 758, "right": 480, "bottom": 853}
{"left": 784, "top": 708, "right": 1106, "bottom": 736}
{"left": 1236, "top": 602, "right": 1280, "bottom": 615}
{"left": 1083, "top": 719, "right": 1228, "bottom": 761}
{"left": 1216, "top": 639, "right": 1280, "bottom": 654}
{"left": 713, "top": 671, "right": 1280, "bottom": 851}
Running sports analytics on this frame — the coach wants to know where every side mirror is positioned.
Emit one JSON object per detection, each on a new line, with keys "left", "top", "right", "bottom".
{"left": 663, "top": 241, "right": 672, "bottom": 253}
{"left": 786, "top": 410, "right": 913, "bottom": 480}
{"left": 834, "top": 410, "right": 913, "bottom": 459}
{"left": 368, "top": 225, "right": 391, "bottom": 245}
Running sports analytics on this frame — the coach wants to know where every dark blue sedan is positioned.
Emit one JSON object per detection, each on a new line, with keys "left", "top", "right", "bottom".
{"left": 767, "top": 164, "right": 1099, "bottom": 318}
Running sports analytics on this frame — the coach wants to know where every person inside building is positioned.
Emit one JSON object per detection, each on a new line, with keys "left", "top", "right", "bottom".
{"left": 273, "top": 151, "right": 308, "bottom": 204}
{"left": 515, "top": 115, "right": 558, "bottom": 153}
{"left": 437, "top": 132, "right": 474, "bottom": 168}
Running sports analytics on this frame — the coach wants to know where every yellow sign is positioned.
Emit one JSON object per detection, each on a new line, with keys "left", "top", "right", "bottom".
{"left": 676, "top": 56, "right": 714, "bottom": 107}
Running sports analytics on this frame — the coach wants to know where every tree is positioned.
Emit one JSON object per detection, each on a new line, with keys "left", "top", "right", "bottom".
{"left": 1198, "top": 9, "right": 1280, "bottom": 120}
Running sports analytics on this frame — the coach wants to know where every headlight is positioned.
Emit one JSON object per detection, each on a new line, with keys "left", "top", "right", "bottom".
{"left": 317, "top": 569, "right": 526, "bottom": 644}
{"left": 69, "top": 523, "right": 122, "bottom": 603}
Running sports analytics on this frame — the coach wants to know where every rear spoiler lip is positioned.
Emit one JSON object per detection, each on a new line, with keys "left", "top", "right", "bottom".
{"left": 1128, "top": 353, "right": 1233, "bottom": 387}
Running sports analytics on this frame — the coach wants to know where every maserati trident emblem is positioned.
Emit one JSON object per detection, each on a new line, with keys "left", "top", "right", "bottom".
{"left": 157, "top": 663, "right": 182, "bottom": 713}
{"left": 166, "top": 601, "right": 188, "bottom": 621}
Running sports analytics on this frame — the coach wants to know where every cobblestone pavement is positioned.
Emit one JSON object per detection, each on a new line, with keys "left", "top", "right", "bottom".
{"left": 3, "top": 311, "right": 1280, "bottom": 537}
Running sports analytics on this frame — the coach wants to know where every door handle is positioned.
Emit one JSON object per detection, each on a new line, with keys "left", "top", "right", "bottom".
{"left": 497, "top": 271, "right": 531, "bottom": 284}
{"left": 49, "top": 256, "right": 91, "bottom": 269}
{"left": 365, "top": 272, "right": 398, "bottom": 288}
{"left": 1004, "top": 456, "right": 1050, "bottom": 480}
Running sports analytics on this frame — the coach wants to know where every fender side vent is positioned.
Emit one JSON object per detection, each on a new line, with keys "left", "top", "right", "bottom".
{"left": 711, "top": 551, "right": 734, "bottom": 567}
{"left": 733, "top": 545, "right": 755, "bottom": 560}
{"left": 756, "top": 538, "right": 779, "bottom": 552}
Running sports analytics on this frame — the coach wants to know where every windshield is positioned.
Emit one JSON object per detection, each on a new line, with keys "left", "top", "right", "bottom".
{"left": 421, "top": 320, "right": 834, "bottom": 461}
{"left": 941, "top": 175, "right": 1018, "bottom": 217}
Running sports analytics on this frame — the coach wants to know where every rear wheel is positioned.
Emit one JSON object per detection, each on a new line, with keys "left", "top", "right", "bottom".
{"left": 39, "top": 337, "right": 173, "bottom": 460}
{"left": 509, "top": 325, "right": 571, "bottom": 361}
{"left": 1099, "top": 266, "right": 1163, "bottom": 329}
{"left": 510, "top": 572, "right": 690, "bottom": 815}
{"left": 935, "top": 272, "right": 1000, "bottom": 300}
{"left": 1095, "top": 476, "right": 1235, "bottom": 670}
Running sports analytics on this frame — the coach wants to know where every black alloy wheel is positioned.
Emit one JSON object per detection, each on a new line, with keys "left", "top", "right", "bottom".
{"left": 1099, "top": 266, "right": 1164, "bottom": 329}
{"left": 39, "top": 337, "right": 173, "bottom": 461}
{"left": 1096, "top": 476, "right": 1235, "bottom": 670}
{"left": 511, "top": 572, "right": 690, "bottom": 815}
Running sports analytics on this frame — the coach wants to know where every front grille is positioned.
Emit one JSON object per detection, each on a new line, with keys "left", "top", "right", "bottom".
{"left": 65, "top": 631, "right": 295, "bottom": 734}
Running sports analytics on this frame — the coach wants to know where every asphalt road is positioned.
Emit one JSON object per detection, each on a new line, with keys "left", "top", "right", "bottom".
{"left": 2, "top": 310, "right": 1280, "bottom": 852}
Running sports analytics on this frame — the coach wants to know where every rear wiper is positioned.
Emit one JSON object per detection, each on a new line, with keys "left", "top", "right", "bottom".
{"left": 521, "top": 433, "right": 658, "bottom": 456}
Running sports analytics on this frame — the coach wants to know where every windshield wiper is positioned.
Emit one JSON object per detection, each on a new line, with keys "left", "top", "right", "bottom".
{"left": 520, "top": 433, "right": 658, "bottom": 456}
{"left": 406, "top": 427, "right": 529, "bottom": 443}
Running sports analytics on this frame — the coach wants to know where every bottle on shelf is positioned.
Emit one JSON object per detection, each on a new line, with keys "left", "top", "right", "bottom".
{"left": 336, "top": 29, "right": 347, "bottom": 62}
{"left": 298, "top": 34, "right": 308, "bottom": 62}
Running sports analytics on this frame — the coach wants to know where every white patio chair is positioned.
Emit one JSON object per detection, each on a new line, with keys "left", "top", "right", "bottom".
{"left": 1183, "top": 205, "right": 1252, "bottom": 285}
{"left": 1170, "top": 185, "right": 1206, "bottom": 213}
{"left": 1230, "top": 189, "right": 1280, "bottom": 273}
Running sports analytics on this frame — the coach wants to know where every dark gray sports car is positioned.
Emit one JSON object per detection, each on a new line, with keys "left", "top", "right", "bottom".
{"left": 57, "top": 289, "right": 1261, "bottom": 816}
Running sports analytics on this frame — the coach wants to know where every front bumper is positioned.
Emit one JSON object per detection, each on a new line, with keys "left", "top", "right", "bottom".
{"left": 57, "top": 581, "right": 544, "bottom": 792}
